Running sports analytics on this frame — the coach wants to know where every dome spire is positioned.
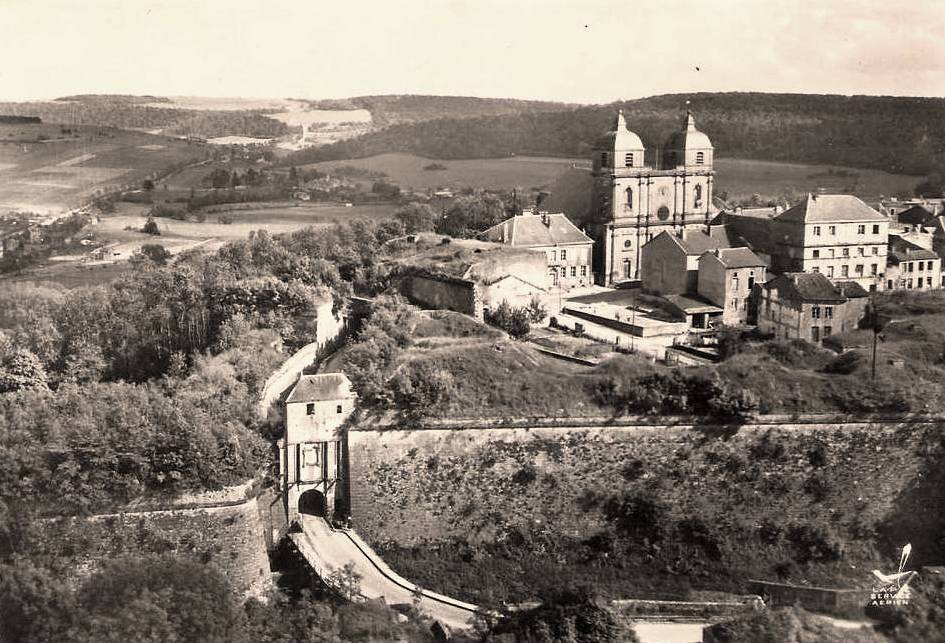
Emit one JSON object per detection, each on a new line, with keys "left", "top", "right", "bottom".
{"left": 684, "top": 100, "right": 696, "bottom": 131}
{"left": 615, "top": 108, "right": 627, "bottom": 131}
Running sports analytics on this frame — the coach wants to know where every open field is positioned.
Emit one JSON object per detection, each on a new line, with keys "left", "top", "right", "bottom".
{"left": 306, "top": 152, "right": 921, "bottom": 203}
{"left": 307, "top": 153, "right": 583, "bottom": 192}
{"left": 714, "top": 158, "right": 921, "bottom": 201}
{"left": 0, "top": 123, "right": 205, "bottom": 216}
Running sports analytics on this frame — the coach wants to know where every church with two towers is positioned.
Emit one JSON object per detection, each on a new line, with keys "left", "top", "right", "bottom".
{"left": 586, "top": 109, "right": 717, "bottom": 285}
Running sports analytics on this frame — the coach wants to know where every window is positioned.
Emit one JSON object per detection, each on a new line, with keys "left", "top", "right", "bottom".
{"left": 841, "top": 265, "right": 849, "bottom": 277}
{"left": 812, "top": 326, "right": 820, "bottom": 342}
{"left": 829, "top": 249, "right": 836, "bottom": 258}
{"left": 812, "top": 267, "right": 820, "bottom": 273}
{"left": 694, "top": 184, "right": 703, "bottom": 207}
{"left": 888, "top": 279, "right": 894, "bottom": 290}
{"left": 871, "top": 263, "right": 878, "bottom": 276}
{"left": 872, "top": 247, "right": 879, "bottom": 255}
{"left": 748, "top": 274, "right": 755, "bottom": 290}
{"left": 625, "top": 187, "right": 633, "bottom": 209}
{"left": 560, "top": 267, "right": 567, "bottom": 276}
{"left": 825, "top": 306, "right": 833, "bottom": 319}
{"left": 813, "top": 226, "right": 821, "bottom": 236}
{"left": 855, "top": 264, "right": 863, "bottom": 276}
{"left": 824, "top": 325, "right": 833, "bottom": 337}
{"left": 302, "top": 446, "right": 320, "bottom": 466}
{"left": 560, "top": 249, "right": 567, "bottom": 260}
{"left": 908, "top": 278, "right": 914, "bottom": 289}
{"left": 571, "top": 266, "right": 577, "bottom": 277}
{"left": 580, "top": 265, "right": 587, "bottom": 277}
{"left": 907, "top": 262, "right": 914, "bottom": 273}
{"left": 929, "top": 261, "right": 935, "bottom": 271}
{"left": 812, "top": 306, "right": 821, "bottom": 319}
{"left": 812, "top": 249, "right": 820, "bottom": 258}
{"left": 551, "top": 250, "right": 557, "bottom": 261}
{"left": 918, "top": 261, "right": 925, "bottom": 271}
{"left": 336, "top": 404, "right": 343, "bottom": 414}
{"left": 873, "top": 224, "right": 880, "bottom": 234}
{"left": 857, "top": 225, "right": 865, "bottom": 234}
{"left": 601, "top": 152, "right": 609, "bottom": 166}
{"left": 858, "top": 247, "right": 865, "bottom": 256}
{"left": 928, "top": 277, "right": 933, "bottom": 287}
{"left": 829, "top": 226, "right": 837, "bottom": 235}
{"left": 625, "top": 152, "right": 634, "bottom": 167}
{"left": 696, "top": 151, "right": 705, "bottom": 164}
{"left": 842, "top": 248, "right": 850, "bottom": 257}
{"left": 623, "top": 259, "right": 632, "bottom": 278}
{"left": 306, "top": 403, "right": 315, "bottom": 415}
{"left": 827, "top": 266, "right": 834, "bottom": 277}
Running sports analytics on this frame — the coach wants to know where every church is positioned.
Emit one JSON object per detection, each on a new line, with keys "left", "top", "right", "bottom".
{"left": 586, "top": 109, "right": 717, "bottom": 285}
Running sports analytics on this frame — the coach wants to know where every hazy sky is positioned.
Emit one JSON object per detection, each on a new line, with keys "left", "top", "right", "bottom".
{"left": 1, "top": 0, "right": 944, "bottom": 103}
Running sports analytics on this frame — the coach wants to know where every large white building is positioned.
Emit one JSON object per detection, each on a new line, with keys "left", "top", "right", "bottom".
{"left": 586, "top": 109, "right": 717, "bottom": 285}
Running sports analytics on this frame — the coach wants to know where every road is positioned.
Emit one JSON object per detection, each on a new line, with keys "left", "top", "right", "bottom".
{"left": 292, "top": 515, "right": 480, "bottom": 631}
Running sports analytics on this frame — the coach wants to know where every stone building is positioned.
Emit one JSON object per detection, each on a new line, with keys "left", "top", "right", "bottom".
{"left": 640, "top": 228, "right": 731, "bottom": 295}
{"left": 757, "top": 272, "right": 869, "bottom": 344}
{"left": 697, "top": 248, "right": 767, "bottom": 325}
{"left": 718, "top": 194, "right": 888, "bottom": 291}
{"left": 480, "top": 210, "right": 594, "bottom": 288}
{"left": 278, "top": 373, "right": 356, "bottom": 522}
{"left": 886, "top": 234, "right": 943, "bottom": 290}
{"left": 586, "top": 109, "right": 716, "bottom": 285}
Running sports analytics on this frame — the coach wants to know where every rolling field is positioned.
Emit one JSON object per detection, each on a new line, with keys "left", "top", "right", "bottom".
{"left": 0, "top": 123, "right": 206, "bottom": 216}
{"left": 306, "top": 152, "right": 921, "bottom": 202}
{"left": 307, "top": 153, "right": 584, "bottom": 191}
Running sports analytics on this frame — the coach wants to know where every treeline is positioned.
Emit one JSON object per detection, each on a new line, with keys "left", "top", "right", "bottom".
{"left": 283, "top": 92, "right": 945, "bottom": 176}
{"left": 0, "top": 95, "right": 288, "bottom": 139}
{"left": 339, "top": 94, "right": 575, "bottom": 127}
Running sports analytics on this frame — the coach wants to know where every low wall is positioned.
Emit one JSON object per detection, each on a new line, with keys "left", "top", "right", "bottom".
{"left": 398, "top": 274, "right": 483, "bottom": 320}
{"left": 746, "top": 580, "right": 869, "bottom": 617}
{"left": 611, "top": 596, "right": 763, "bottom": 622}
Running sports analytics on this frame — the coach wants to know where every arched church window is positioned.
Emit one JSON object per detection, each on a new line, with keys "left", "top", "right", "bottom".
{"left": 625, "top": 153, "right": 633, "bottom": 167}
{"left": 696, "top": 152, "right": 705, "bottom": 165}
{"left": 694, "top": 184, "right": 703, "bottom": 208}
{"left": 625, "top": 187, "right": 633, "bottom": 210}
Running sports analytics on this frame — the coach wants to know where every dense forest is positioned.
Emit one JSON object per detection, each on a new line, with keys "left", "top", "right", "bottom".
{"left": 307, "top": 94, "right": 576, "bottom": 127}
{"left": 284, "top": 92, "right": 945, "bottom": 176}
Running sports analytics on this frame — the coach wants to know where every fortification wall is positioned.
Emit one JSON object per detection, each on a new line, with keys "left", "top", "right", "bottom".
{"left": 346, "top": 418, "right": 940, "bottom": 561}
{"left": 32, "top": 495, "right": 272, "bottom": 598}
{"left": 398, "top": 274, "right": 483, "bottom": 319}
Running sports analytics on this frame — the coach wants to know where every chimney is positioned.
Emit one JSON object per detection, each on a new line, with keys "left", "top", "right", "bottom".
{"left": 541, "top": 213, "right": 550, "bottom": 226}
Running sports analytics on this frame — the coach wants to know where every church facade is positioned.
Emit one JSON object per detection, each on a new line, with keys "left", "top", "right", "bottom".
{"left": 586, "top": 110, "right": 716, "bottom": 285}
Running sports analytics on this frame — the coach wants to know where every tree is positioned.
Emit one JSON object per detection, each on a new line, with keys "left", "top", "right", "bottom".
{"left": 0, "top": 349, "right": 48, "bottom": 393}
{"left": 141, "top": 216, "right": 160, "bottom": 236}
{"left": 436, "top": 193, "right": 507, "bottom": 237}
{"left": 141, "top": 178, "right": 155, "bottom": 191}
{"left": 486, "top": 300, "right": 531, "bottom": 338}
{"left": 138, "top": 243, "right": 172, "bottom": 266}
{"left": 394, "top": 202, "right": 437, "bottom": 233}
{"left": 327, "top": 562, "right": 362, "bottom": 602}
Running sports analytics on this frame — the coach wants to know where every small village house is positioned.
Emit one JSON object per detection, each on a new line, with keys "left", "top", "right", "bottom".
{"left": 696, "top": 247, "right": 767, "bottom": 325}
{"left": 886, "top": 234, "right": 943, "bottom": 290}
{"left": 640, "top": 228, "right": 732, "bottom": 295}
{"left": 480, "top": 210, "right": 595, "bottom": 288}
{"left": 757, "top": 272, "right": 869, "bottom": 344}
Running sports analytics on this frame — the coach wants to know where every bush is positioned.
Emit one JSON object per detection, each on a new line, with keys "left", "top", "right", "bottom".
{"left": 141, "top": 216, "right": 160, "bottom": 235}
{"left": 485, "top": 300, "right": 531, "bottom": 338}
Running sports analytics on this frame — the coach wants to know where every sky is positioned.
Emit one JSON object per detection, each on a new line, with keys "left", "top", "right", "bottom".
{"left": 1, "top": 0, "right": 944, "bottom": 104}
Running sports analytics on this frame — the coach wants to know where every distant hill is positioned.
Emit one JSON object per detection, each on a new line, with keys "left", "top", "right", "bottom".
{"left": 313, "top": 95, "right": 577, "bottom": 127}
{"left": 282, "top": 92, "right": 945, "bottom": 177}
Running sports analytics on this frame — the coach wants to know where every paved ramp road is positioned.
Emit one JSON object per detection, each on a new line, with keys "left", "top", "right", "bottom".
{"left": 292, "top": 515, "right": 479, "bottom": 631}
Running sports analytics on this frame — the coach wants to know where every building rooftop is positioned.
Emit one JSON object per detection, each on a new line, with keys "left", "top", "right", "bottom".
{"left": 480, "top": 211, "right": 592, "bottom": 247}
{"left": 895, "top": 205, "right": 935, "bottom": 226}
{"left": 662, "top": 293, "right": 723, "bottom": 315}
{"left": 701, "top": 246, "right": 767, "bottom": 269}
{"left": 775, "top": 193, "right": 886, "bottom": 224}
{"left": 766, "top": 272, "right": 849, "bottom": 303}
{"left": 676, "top": 229, "right": 731, "bottom": 255}
{"left": 286, "top": 373, "right": 354, "bottom": 404}
{"left": 888, "top": 234, "right": 940, "bottom": 264}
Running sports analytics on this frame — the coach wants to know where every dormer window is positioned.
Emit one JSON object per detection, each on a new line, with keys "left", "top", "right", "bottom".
{"left": 624, "top": 153, "right": 633, "bottom": 167}
{"left": 696, "top": 152, "right": 705, "bottom": 165}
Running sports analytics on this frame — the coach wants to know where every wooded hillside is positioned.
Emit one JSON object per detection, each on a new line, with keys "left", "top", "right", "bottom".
{"left": 284, "top": 92, "right": 945, "bottom": 176}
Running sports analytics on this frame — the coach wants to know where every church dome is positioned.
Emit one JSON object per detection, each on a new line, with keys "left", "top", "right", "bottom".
{"left": 665, "top": 111, "right": 713, "bottom": 151}
{"left": 594, "top": 110, "right": 645, "bottom": 150}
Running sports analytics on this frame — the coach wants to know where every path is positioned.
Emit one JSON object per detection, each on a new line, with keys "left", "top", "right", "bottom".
{"left": 291, "top": 514, "right": 480, "bottom": 631}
